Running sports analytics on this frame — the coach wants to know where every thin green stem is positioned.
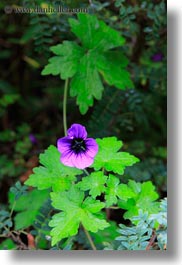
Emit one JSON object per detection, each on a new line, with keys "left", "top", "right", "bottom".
{"left": 13, "top": 230, "right": 28, "bottom": 236}
{"left": 83, "top": 169, "right": 89, "bottom": 176}
{"left": 63, "top": 79, "right": 69, "bottom": 136}
{"left": 0, "top": 234, "right": 7, "bottom": 238}
{"left": 10, "top": 201, "right": 16, "bottom": 217}
{"left": 82, "top": 225, "right": 97, "bottom": 250}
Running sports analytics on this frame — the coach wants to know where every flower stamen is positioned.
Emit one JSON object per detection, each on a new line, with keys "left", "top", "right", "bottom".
{"left": 71, "top": 138, "right": 86, "bottom": 153}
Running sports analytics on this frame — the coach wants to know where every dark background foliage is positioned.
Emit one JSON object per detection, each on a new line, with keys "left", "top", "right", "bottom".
{"left": 0, "top": 0, "right": 166, "bottom": 249}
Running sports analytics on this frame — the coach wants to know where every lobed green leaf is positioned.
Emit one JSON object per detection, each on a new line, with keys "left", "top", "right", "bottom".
{"left": 92, "top": 137, "right": 139, "bottom": 174}
{"left": 41, "top": 41, "right": 84, "bottom": 79}
{"left": 9, "top": 189, "right": 49, "bottom": 230}
{"left": 118, "top": 180, "right": 160, "bottom": 220}
{"left": 77, "top": 171, "right": 107, "bottom": 198}
{"left": 25, "top": 145, "right": 82, "bottom": 192}
{"left": 49, "top": 187, "right": 109, "bottom": 246}
{"left": 105, "top": 174, "right": 135, "bottom": 207}
{"left": 42, "top": 14, "right": 133, "bottom": 114}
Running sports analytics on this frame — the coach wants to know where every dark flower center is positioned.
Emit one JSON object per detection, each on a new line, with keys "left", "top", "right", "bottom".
{"left": 71, "top": 138, "right": 86, "bottom": 154}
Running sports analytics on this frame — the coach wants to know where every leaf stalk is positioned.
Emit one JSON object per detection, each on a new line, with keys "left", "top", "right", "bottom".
{"left": 63, "top": 79, "right": 69, "bottom": 136}
{"left": 82, "top": 224, "right": 97, "bottom": 250}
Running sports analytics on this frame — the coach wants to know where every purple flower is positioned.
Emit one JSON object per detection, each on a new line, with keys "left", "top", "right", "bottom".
{"left": 29, "top": 134, "right": 38, "bottom": 144}
{"left": 57, "top": 124, "right": 98, "bottom": 169}
{"left": 151, "top": 53, "right": 163, "bottom": 62}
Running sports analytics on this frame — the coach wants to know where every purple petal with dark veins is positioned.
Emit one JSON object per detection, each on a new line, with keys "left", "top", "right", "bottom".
{"left": 60, "top": 150, "right": 75, "bottom": 167}
{"left": 85, "top": 138, "right": 98, "bottom": 158}
{"left": 67, "top": 124, "right": 87, "bottom": 139}
{"left": 57, "top": 137, "right": 72, "bottom": 153}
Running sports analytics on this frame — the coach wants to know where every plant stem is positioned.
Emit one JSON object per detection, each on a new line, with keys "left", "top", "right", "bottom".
{"left": 10, "top": 201, "right": 16, "bottom": 217}
{"left": 83, "top": 169, "right": 89, "bottom": 176}
{"left": 63, "top": 79, "right": 69, "bottom": 136}
{"left": 13, "top": 230, "right": 28, "bottom": 236}
{"left": 82, "top": 225, "right": 97, "bottom": 250}
{"left": 146, "top": 230, "right": 157, "bottom": 250}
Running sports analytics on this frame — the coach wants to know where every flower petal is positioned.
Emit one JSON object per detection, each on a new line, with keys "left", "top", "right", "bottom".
{"left": 85, "top": 138, "right": 99, "bottom": 158}
{"left": 67, "top": 124, "right": 87, "bottom": 139}
{"left": 57, "top": 137, "right": 72, "bottom": 153}
{"left": 60, "top": 150, "right": 75, "bottom": 167}
{"left": 71, "top": 153, "right": 94, "bottom": 169}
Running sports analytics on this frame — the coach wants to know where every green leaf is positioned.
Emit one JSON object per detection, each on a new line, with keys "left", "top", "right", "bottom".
{"left": 10, "top": 181, "right": 28, "bottom": 200}
{"left": 49, "top": 187, "right": 109, "bottom": 246}
{"left": 77, "top": 171, "right": 107, "bottom": 198}
{"left": 82, "top": 197, "right": 106, "bottom": 213}
{"left": 20, "top": 24, "right": 38, "bottom": 44}
{"left": 105, "top": 175, "right": 135, "bottom": 207}
{"left": 42, "top": 14, "right": 133, "bottom": 114}
{"left": 117, "top": 183, "right": 136, "bottom": 199}
{"left": 149, "top": 198, "right": 167, "bottom": 228}
{"left": 92, "top": 220, "right": 119, "bottom": 248}
{"left": 68, "top": 14, "right": 125, "bottom": 51}
{"left": 0, "top": 94, "right": 20, "bottom": 108}
{"left": 10, "top": 189, "right": 49, "bottom": 230}
{"left": 41, "top": 41, "right": 84, "bottom": 79}
{"left": 25, "top": 145, "right": 82, "bottom": 192}
{"left": 116, "top": 220, "right": 151, "bottom": 250}
{"left": 0, "top": 239, "right": 16, "bottom": 250}
{"left": 70, "top": 51, "right": 104, "bottom": 114}
{"left": 92, "top": 137, "right": 139, "bottom": 174}
{"left": 118, "top": 180, "right": 160, "bottom": 220}
{"left": 96, "top": 51, "right": 134, "bottom": 89}
{"left": 105, "top": 175, "right": 119, "bottom": 206}
{"left": 50, "top": 186, "right": 84, "bottom": 212}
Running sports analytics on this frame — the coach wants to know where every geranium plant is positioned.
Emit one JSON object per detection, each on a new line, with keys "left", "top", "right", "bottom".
{"left": 0, "top": 12, "right": 167, "bottom": 251}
